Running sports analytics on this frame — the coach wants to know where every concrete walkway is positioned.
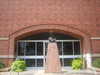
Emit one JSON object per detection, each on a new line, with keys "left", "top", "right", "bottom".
{"left": 0, "top": 69, "right": 37, "bottom": 75}
{"left": 1, "top": 69, "right": 100, "bottom": 75}
{"left": 35, "top": 69, "right": 100, "bottom": 75}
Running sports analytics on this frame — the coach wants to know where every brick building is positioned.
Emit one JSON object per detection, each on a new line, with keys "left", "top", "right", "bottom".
{"left": 0, "top": 0, "right": 100, "bottom": 69}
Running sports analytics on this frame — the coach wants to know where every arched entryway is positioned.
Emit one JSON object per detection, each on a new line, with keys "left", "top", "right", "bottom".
{"left": 9, "top": 24, "right": 91, "bottom": 68}
{"left": 17, "top": 32, "right": 81, "bottom": 68}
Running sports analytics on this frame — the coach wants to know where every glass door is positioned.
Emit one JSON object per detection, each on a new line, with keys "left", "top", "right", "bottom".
{"left": 44, "top": 40, "right": 81, "bottom": 68}
{"left": 25, "top": 42, "right": 44, "bottom": 68}
{"left": 18, "top": 40, "right": 81, "bottom": 68}
{"left": 18, "top": 41, "right": 45, "bottom": 68}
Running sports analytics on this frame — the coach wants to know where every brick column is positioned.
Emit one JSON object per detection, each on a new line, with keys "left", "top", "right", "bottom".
{"left": 45, "top": 42, "right": 62, "bottom": 73}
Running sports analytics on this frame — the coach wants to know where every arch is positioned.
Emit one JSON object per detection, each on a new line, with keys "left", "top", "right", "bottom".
{"left": 9, "top": 24, "right": 91, "bottom": 55}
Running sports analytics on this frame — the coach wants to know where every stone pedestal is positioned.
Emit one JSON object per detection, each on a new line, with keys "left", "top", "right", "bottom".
{"left": 45, "top": 42, "right": 62, "bottom": 73}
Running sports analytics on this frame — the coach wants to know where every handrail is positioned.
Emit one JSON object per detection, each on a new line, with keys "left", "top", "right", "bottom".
{"left": 84, "top": 57, "right": 97, "bottom": 74}
{"left": 9, "top": 57, "right": 19, "bottom": 75}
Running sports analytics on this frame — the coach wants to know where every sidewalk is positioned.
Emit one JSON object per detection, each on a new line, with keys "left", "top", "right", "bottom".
{"left": 1, "top": 69, "right": 100, "bottom": 75}
{"left": 34, "top": 69, "right": 100, "bottom": 75}
{"left": 0, "top": 69, "right": 38, "bottom": 75}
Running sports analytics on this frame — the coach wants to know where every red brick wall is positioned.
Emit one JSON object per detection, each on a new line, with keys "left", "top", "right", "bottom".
{"left": 0, "top": 0, "right": 100, "bottom": 66}
{"left": 92, "top": 40, "right": 100, "bottom": 54}
{"left": 0, "top": 0, "right": 99, "bottom": 37}
{"left": 0, "top": 58, "right": 8, "bottom": 67}
{"left": 0, "top": 40, "right": 8, "bottom": 55}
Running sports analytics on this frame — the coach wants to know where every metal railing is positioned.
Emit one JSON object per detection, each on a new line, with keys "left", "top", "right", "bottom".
{"left": 9, "top": 57, "right": 19, "bottom": 75}
{"left": 84, "top": 57, "right": 97, "bottom": 75}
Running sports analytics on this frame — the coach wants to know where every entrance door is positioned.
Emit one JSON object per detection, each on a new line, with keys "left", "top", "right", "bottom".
{"left": 18, "top": 41, "right": 44, "bottom": 68}
{"left": 44, "top": 40, "right": 81, "bottom": 68}
{"left": 17, "top": 40, "right": 81, "bottom": 69}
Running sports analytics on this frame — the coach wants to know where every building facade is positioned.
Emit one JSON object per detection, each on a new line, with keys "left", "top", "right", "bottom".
{"left": 0, "top": 0, "right": 100, "bottom": 69}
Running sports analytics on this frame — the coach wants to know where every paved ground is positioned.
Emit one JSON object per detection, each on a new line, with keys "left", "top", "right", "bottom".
{"left": 0, "top": 69, "right": 100, "bottom": 75}
{"left": 35, "top": 69, "right": 100, "bottom": 75}
{"left": 0, "top": 69, "right": 37, "bottom": 75}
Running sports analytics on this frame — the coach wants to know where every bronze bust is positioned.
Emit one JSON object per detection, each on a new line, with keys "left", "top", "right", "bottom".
{"left": 48, "top": 31, "right": 56, "bottom": 42}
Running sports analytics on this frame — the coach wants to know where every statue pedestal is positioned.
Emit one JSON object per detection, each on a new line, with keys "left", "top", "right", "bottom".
{"left": 45, "top": 42, "right": 62, "bottom": 73}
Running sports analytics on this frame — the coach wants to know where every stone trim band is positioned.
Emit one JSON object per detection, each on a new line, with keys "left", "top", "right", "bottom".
{"left": 91, "top": 37, "right": 100, "bottom": 40}
{"left": 0, "top": 38, "right": 9, "bottom": 40}
{"left": 92, "top": 54, "right": 100, "bottom": 57}
{"left": 0, "top": 55, "right": 15, "bottom": 58}
{"left": 83, "top": 54, "right": 100, "bottom": 57}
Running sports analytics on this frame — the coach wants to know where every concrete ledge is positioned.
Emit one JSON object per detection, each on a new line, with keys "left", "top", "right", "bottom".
{"left": 88, "top": 67, "right": 100, "bottom": 72}
{"left": 0, "top": 68, "right": 10, "bottom": 72}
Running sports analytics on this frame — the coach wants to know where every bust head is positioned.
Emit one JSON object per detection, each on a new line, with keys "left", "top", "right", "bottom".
{"left": 48, "top": 31, "right": 56, "bottom": 42}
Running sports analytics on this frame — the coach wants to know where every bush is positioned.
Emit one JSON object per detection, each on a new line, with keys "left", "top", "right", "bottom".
{"left": 0, "top": 61, "right": 5, "bottom": 69}
{"left": 11, "top": 59, "right": 26, "bottom": 72}
{"left": 92, "top": 58, "right": 100, "bottom": 68}
{"left": 72, "top": 58, "right": 83, "bottom": 70}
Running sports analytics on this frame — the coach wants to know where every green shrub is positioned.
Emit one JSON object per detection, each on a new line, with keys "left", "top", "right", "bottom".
{"left": 11, "top": 59, "right": 26, "bottom": 72}
{"left": 92, "top": 58, "right": 100, "bottom": 68}
{"left": 72, "top": 58, "right": 83, "bottom": 70}
{"left": 0, "top": 61, "right": 5, "bottom": 69}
